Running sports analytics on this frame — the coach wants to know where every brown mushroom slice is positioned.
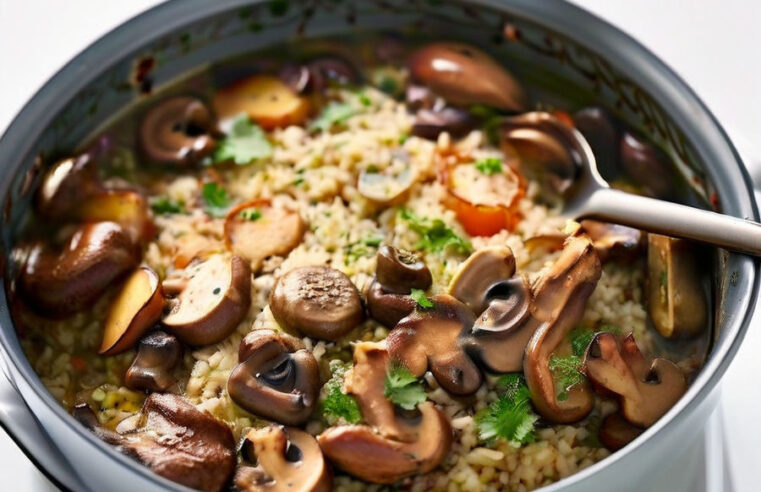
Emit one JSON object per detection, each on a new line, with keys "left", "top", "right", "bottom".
{"left": 162, "top": 254, "right": 251, "bottom": 346}
{"left": 412, "top": 106, "right": 476, "bottom": 140}
{"left": 387, "top": 294, "right": 482, "bottom": 395}
{"left": 583, "top": 332, "right": 687, "bottom": 428}
{"left": 447, "top": 246, "right": 516, "bottom": 314}
{"left": 580, "top": 220, "right": 644, "bottom": 263}
{"left": 344, "top": 342, "right": 419, "bottom": 442}
{"left": 124, "top": 331, "right": 182, "bottom": 392}
{"left": 524, "top": 232, "right": 567, "bottom": 254}
{"left": 407, "top": 42, "right": 527, "bottom": 112}
{"left": 213, "top": 75, "right": 310, "bottom": 130}
{"left": 16, "top": 221, "right": 139, "bottom": 316}
{"left": 100, "top": 267, "right": 164, "bottom": 355}
{"left": 224, "top": 199, "right": 305, "bottom": 272}
{"left": 376, "top": 245, "right": 432, "bottom": 294}
{"left": 647, "top": 234, "right": 707, "bottom": 339}
{"left": 139, "top": 96, "right": 216, "bottom": 166}
{"left": 35, "top": 153, "right": 100, "bottom": 219}
{"left": 269, "top": 266, "right": 363, "bottom": 341}
{"left": 358, "top": 165, "right": 416, "bottom": 205}
{"left": 234, "top": 426, "right": 331, "bottom": 492}
{"left": 523, "top": 235, "right": 602, "bottom": 423}
{"left": 227, "top": 330, "right": 319, "bottom": 426}
{"left": 598, "top": 412, "right": 645, "bottom": 452}
{"left": 318, "top": 401, "right": 451, "bottom": 484}
{"left": 365, "top": 280, "right": 417, "bottom": 329}
{"left": 74, "top": 394, "right": 235, "bottom": 492}
{"left": 76, "top": 189, "right": 154, "bottom": 243}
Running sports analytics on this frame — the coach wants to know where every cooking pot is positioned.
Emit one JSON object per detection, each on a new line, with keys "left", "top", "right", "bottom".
{"left": 0, "top": 1, "right": 757, "bottom": 491}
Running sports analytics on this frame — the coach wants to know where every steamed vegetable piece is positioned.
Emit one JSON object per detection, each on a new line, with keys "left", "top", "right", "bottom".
{"left": 213, "top": 75, "right": 310, "bottom": 129}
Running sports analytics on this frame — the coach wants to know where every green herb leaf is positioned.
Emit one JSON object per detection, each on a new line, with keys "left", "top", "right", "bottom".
{"left": 359, "top": 93, "right": 372, "bottom": 107}
{"left": 474, "top": 157, "right": 503, "bottom": 175}
{"left": 363, "top": 236, "right": 383, "bottom": 247}
{"left": 310, "top": 102, "right": 356, "bottom": 132}
{"left": 384, "top": 363, "right": 427, "bottom": 410}
{"left": 201, "top": 182, "right": 231, "bottom": 218}
{"left": 569, "top": 326, "right": 595, "bottom": 357}
{"left": 409, "top": 288, "right": 433, "bottom": 309}
{"left": 399, "top": 209, "right": 472, "bottom": 254}
{"left": 151, "top": 196, "right": 184, "bottom": 215}
{"left": 213, "top": 115, "right": 272, "bottom": 165}
{"left": 475, "top": 374, "right": 538, "bottom": 446}
{"left": 548, "top": 355, "right": 585, "bottom": 395}
{"left": 239, "top": 208, "right": 262, "bottom": 221}
{"left": 322, "top": 362, "right": 361, "bottom": 424}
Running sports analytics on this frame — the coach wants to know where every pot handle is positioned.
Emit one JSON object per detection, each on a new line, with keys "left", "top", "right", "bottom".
{"left": 0, "top": 364, "right": 87, "bottom": 491}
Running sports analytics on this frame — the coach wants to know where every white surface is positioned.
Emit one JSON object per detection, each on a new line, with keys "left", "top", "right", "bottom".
{"left": 1, "top": 0, "right": 760, "bottom": 491}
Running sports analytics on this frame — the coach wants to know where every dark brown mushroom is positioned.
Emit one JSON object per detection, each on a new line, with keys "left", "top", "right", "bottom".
{"left": 318, "top": 401, "right": 451, "bottom": 484}
{"left": 620, "top": 131, "right": 677, "bottom": 199}
{"left": 407, "top": 42, "right": 527, "bottom": 112}
{"left": 376, "top": 245, "right": 432, "bottom": 294}
{"left": 598, "top": 412, "right": 645, "bottom": 451}
{"left": 365, "top": 280, "right": 417, "bottom": 329}
{"left": 572, "top": 107, "right": 620, "bottom": 179}
{"left": 412, "top": 106, "right": 476, "bottom": 140}
{"left": 139, "top": 96, "right": 216, "bottom": 166}
{"left": 125, "top": 331, "right": 183, "bottom": 392}
{"left": 387, "top": 294, "right": 482, "bottom": 395}
{"left": 16, "top": 221, "right": 139, "bottom": 316}
{"left": 162, "top": 254, "right": 252, "bottom": 346}
{"left": 523, "top": 235, "right": 601, "bottom": 423}
{"left": 269, "top": 266, "right": 363, "bottom": 341}
{"left": 405, "top": 84, "right": 437, "bottom": 111}
{"left": 35, "top": 153, "right": 100, "bottom": 220}
{"left": 100, "top": 266, "right": 164, "bottom": 355}
{"left": 74, "top": 394, "right": 235, "bottom": 492}
{"left": 583, "top": 332, "right": 687, "bottom": 428}
{"left": 280, "top": 56, "right": 359, "bottom": 94}
{"left": 235, "top": 426, "right": 332, "bottom": 492}
{"left": 647, "top": 234, "right": 707, "bottom": 339}
{"left": 447, "top": 246, "right": 516, "bottom": 314}
{"left": 580, "top": 220, "right": 644, "bottom": 263}
{"left": 227, "top": 330, "right": 319, "bottom": 426}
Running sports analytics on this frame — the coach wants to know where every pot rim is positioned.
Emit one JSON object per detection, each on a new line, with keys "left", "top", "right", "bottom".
{"left": 0, "top": 0, "right": 757, "bottom": 490}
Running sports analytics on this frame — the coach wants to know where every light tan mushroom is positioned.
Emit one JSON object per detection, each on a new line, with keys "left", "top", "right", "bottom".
{"left": 583, "top": 332, "right": 687, "bottom": 428}
{"left": 213, "top": 75, "right": 310, "bottom": 130}
{"left": 124, "top": 331, "right": 183, "bottom": 392}
{"left": 234, "top": 426, "right": 331, "bottom": 492}
{"left": 358, "top": 165, "right": 416, "bottom": 205}
{"left": 447, "top": 246, "right": 516, "bottom": 314}
{"left": 647, "top": 234, "right": 707, "bottom": 339}
{"left": 162, "top": 254, "right": 251, "bottom": 346}
{"left": 76, "top": 189, "right": 155, "bottom": 244}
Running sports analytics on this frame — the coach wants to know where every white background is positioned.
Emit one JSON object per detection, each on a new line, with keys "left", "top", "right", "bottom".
{"left": 1, "top": 1, "right": 760, "bottom": 490}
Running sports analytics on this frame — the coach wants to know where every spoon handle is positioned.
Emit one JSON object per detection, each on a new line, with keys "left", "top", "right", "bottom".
{"left": 579, "top": 188, "right": 761, "bottom": 255}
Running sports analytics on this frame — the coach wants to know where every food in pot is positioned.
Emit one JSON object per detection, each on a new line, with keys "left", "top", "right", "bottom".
{"left": 10, "top": 38, "right": 711, "bottom": 491}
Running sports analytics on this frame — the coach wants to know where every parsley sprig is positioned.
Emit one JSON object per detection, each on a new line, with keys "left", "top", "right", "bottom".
{"left": 201, "top": 182, "right": 231, "bottom": 218}
{"left": 384, "top": 363, "right": 427, "bottom": 410}
{"left": 213, "top": 114, "right": 272, "bottom": 165}
{"left": 409, "top": 288, "right": 433, "bottom": 308}
{"left": 151, "top": 196, "right": 184, "bottom": 215}
{"left": 310, "top": 102, "right": 356, "bottom": 132}
{"left": 399, "top": 209, "right": 472, "bottom": 254}
{"left": 321, "top": 361, "right": 361, "bottom": 424}
{"left": 475, "top": 374, "right": 538, "bottom": 446}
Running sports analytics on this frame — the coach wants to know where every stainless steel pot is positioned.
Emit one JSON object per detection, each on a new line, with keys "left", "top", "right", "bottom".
{"left": 0, "top": 1, "right": 757, "bottom": 491}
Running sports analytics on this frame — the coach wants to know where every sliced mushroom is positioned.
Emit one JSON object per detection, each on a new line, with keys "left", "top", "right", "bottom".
{"left": 16, "top": 221, "right": 139, "bottom": 316}
{"left": 376, "top": 245, "right": 432, "bottom": 294}
{"left": 35, "top": 153, "right": 100, "bottom": 219}
{"left": 448, "top": 246, "right": 516, "bottom": 314}
{"left": 234, "top": 426, "right": 331, "bottom": 492}
{"left": 647, "top": 234, "right": 707, "bottom": 339}
{"left": 269, "top": 266, "right": 363, "bottom": 341}
{"left": 358, "top": 165, "right": 416, "bottom": 205}
{"left": 500, "top": 111, "right": 582, "bottom": 197}
{"left": 523, "top": 235, "right": 601, "bottom": 423}
{"left": 598, "top": 412, "right": 644, "bottom": 452}
{"left": 318, "top": 401, "right": 451, "bottom": 484}
{"left": 76, "top": 190, "right": 154, "bottom": 243}
{"left": 620, "top": 131, "right": 677, "bottom": 199}
{"left": 344, "top": 342, "right": 419, "bottom": 442}
{"left": 580, "top": 220, "right": 644, "bottom": 263}
{"left": 224, "top": 199, "right": 305, "bottom": 272}
{"left": 280, "top": 56, "right": 360, "bottom": 95}
{"left": 74, "top": 394, "right": 235, "bottom": 492}
{"left": 162, "top": 254, "right": 251, "bottom": 346}
{"left": 387, "top": 294, "right": 482, "bottom": 395}
{"left": 227, "top": 330, "right": 319, "bottom": 426}
{"left": 100, "top": 267, "right": 164, "bottom": 355}
{"left": 412, "top": 106, "right": 476, "bottom": 140}
{"left": 583, "top": 332, "right": 687, "bottom": 427}
{"left": 572, "top": 107, "right": 620, "bottom": 179}
{"left": 365, "top": 280, "right": 417, "bottom": 329}
{"left": 139, "top": 96, "right": 216, "bottom": 166}
{"left": 213, "top": 75, "right": 310, "bottom": 129}
{"left": 407, "top": 42, "right": 526, "bottom": 112}
{"left": 125, "top": 331, "right": 182, "bottom": 392}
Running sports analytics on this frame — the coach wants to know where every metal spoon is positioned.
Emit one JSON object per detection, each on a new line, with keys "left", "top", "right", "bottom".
{"left": 563, "top": 129, "right": 761, "bottom": 255}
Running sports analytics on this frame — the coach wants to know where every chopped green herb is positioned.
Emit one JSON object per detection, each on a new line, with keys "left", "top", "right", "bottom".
{"left": 343, "top": 235, "right": 382, "bottom": 266}
{"left": 359, "top": 93, "right": 372, "bottom": 107}
{"left": 384, "top": 363, "right": 427, "bottom": 410}
{"left": 475, "top": 374, "right": 538, "bottom": 446}
{"left": 378, "top": 75, "right": 400, "bottom": 95}
{"left": 474, "top": 157, "right": 503, "bottom": 175}
{"left": 399, "top": 209, "right": 472, "bottom": 254}
{"left": 213, "top": 114, "right": 272, "bottom": 165}
{"left": 292, "top": 177, "right": 305, "bottom": 186}
{"left": 599, "top": 323, "right": 622, "bottom": 335}
{"left": 548, "top": 355, "right": 585, "bottom": 399}
{"left": 362, "top": 236, "right": 383, "bottom": 247}
{"left": 151, "top": 196, "right": 184, "bottom": 215}
{"left": 398, "top": 133, "right": 410, "bottom": 145}
{"left": 409, "top": 288, "right": 433, "bottom": 309}
{"left": 239, "top": 208, "right": 262, "bottom": 221}
{"left": 569, "top": 326, "right": 595, "bottom": 357}
{"left": 660, "top": 269, "right": 668, "bottom": 288}
{"left": 212, "top": 287, "right": 221, "bottom": 295}
{"left": 201, "top": 182, "right": 231, "bottom": 218}
{"left": 310, "top": 102, "right": 357, "bottom": 132}
{"left": 322, "top": 362, "right": 361, "bottom": 424}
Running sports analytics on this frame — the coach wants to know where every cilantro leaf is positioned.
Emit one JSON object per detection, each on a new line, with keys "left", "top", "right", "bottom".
{"left": 475, "top": 374, "right": 538, "bottom": 446}
{"left": 213, "top": 115, "right": 272, "bottom": 165}
{"left": 310, "top": 102, "right": 356, "bottom": 132}
{"left": 151, "top": 196, "right": 184, "bottom": 215}
{"left": 201, "top": 182, "right": 231, "bottom": 218}
{"left": 548, "top": 355, "right": 585, "bottom": 401}
{"left": 399, "top": 209, "right": 472, "bottom": 254}
{"left": 321, "top": 362, "right": 361, "bottom": 424}
{"left": 239, "top": 208, "right": 262, "bottom": 221}
{"left": 569, "top": 326, "right": 595, "bottom": 357}
{"left": 409, "top": 288, "right": 433, "bottom": 309}
{"left": 474, "top": 157, "right": 503, "bottom": 175}
{"left": 384, "top": 363, "right": 427, "bottom": 410}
